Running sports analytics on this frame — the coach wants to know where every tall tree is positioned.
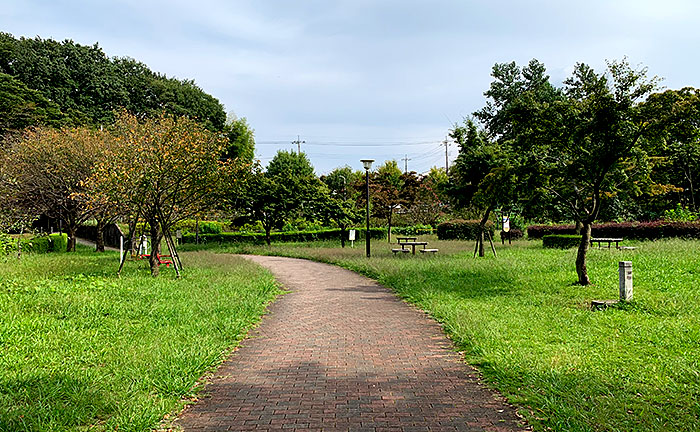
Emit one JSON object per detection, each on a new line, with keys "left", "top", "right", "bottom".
{"left": 370, "top": 160, "right": 404, "bottom": 242}
{"left": 449, "top": 119, "right": 518, "bottom": 256}
{"left": 92, "top": 112, "right": 228, "bottom": 275}
{"left": 0, "top": 126, "right": 110, "bottom": 251}
{"left": 476, "top": 58, "right": 658, "bottom": 283}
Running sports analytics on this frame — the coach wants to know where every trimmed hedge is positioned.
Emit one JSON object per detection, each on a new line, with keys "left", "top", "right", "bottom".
{"left": 437, "top": 219, "right": 495, "bottom": 240}
{"left": 543, "top": 234, "right": 582, "bottom": 249}
{"left": 528, "top": 221, "right": 700, "bottom": 240}
{"left": 500, "top": 228, "right": 524, "bottom": 241}
{"left": 15, "top": 233, "right": 68, "bottom": 253}
{"left": 393, "top": 225, "right": 434, "bottom": 236}
{"left": 181, "top": 228, "right": 387, "bottom": 245}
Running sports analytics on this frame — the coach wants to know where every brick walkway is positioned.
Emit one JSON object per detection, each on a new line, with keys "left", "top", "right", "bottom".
{"left": 176, "top": 255, "right": 529, "bottom": 432}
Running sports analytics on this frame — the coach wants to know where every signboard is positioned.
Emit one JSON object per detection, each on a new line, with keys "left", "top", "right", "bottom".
{"left": 175, "top": 229, "right": 182, "bottom": 239}
{"left": 502, "top": 216, "right": 510, "bottom": 233}
{"left": 348, "top": 229, "right": 356, "bottom": 241}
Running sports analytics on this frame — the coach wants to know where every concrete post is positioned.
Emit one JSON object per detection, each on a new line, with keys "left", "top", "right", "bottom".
{"left": 619, "top": 261, "right": 633, "bottom": 301}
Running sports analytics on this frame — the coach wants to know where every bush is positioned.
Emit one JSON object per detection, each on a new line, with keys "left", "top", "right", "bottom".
{"left": 0, "top": 233, "right": 14, "bottom": 255}
{"left": 172, "top": 220, "right": 223, "bottom": 234}
{"left": 663, "top": 204, "right": 698, "bottom": 222}
{"left": 15, "top": 233, "right": 67, "bottom": 253}
{"left": 393, "top": 224, "right": 433, "bottom": 236}
{"left": 543, "top": 234, "right": 582, "bottom": 249}
{"left": 437, "top": 219, "right": 495, "bottom": 240}
{"left": 528, "top": 221, "right": 700, "bottom": 240}
{"left": 181, "top": 228, "right": 387, "bottom": 245}
{"left": 500, "top": 228, "right": 524, "bottom": 241}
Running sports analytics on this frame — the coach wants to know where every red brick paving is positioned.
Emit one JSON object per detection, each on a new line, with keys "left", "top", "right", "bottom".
{"left": 176, "top": 255, "right": 529, "bottom": 432}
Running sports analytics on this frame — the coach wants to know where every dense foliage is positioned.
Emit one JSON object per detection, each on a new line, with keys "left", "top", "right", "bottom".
{"left": 0, "top": 32, "right": 226, "bottom": 131}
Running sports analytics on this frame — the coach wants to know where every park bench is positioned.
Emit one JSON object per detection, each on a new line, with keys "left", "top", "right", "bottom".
{"left": 590, "top": 238, "right": 624, "bottom": 249}
{"left": 391, "top": 248, "right": 410, "bottom": 255}
{"left": 419, "top": 248, "right": 439, "bottom": 254}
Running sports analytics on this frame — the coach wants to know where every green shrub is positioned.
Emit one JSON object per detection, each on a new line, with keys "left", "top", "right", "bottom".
{"left": 437, "top": 219, "right": 495, "bottom": 240}
{"left": 181, "top": 228, "right": 386, "bottom": 244}
{"left": 542, "top": 234, "right": 582, "bottom": 249}
{"left": 172, "top": 220, "right": 223, "bottom": 234}
{"left": 393, "top": 224, "right": 433, "bottom": 236}
{"left": 0, "top": 233, "right": 14, "bottom": 255}
{"left": 48, "top": 233, "right": 67, "bottom": 252}
{"left": 663, "top": 204, "right": 698, "bottom": 222}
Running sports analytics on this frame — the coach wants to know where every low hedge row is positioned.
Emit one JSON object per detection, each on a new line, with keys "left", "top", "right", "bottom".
{"left": 437, "top": 219, "right": 495, "bottom": 240}
{"left": 392, "top": 225, "right": 434, "bottom": 236}
{"left": 181, "top": 228, "right": 387, "bottom": 244}
{"left": 542, "top": 234, "right": 582, "bottom": 249}
{"left": 10, "top": 233, "right": 68, "bottom": 254}
{"left": 528, "top": 221, "right": 700, "bottom": 240}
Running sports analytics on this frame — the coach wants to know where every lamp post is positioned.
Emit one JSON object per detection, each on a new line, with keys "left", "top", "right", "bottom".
{"left": 361, "top": 159, "right": 374, "bottom": 257}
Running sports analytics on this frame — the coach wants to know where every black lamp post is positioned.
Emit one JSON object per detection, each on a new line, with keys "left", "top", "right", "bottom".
{"left": 361, "top": 159, "right": 374, "bottom": 257}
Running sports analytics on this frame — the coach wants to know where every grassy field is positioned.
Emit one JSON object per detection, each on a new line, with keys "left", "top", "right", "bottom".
{"left": 206, "top": 236, "right": 700, "bottom": 432}
{"left": 0, "top": 249, "right": 280, "bottom": 432}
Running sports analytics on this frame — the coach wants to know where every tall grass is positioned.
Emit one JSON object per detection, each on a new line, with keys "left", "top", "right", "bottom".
{"left": 0, "top": 250, "right": 280, "bottom": 432}
{"left": 217, "top": 237, "right": 700, "bottom": 432}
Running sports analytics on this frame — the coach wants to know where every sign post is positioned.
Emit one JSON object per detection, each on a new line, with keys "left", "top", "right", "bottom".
{"left": 502, "top": 215, "right": 511, "bottom": 245}
{"left": 349, "top": 229, "right": 356, "bottom": 248}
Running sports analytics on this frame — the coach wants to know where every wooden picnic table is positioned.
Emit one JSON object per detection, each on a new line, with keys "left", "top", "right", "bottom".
{"left": 590, "top": 238, "right": 624, "bottom": 249}
{"left": 396, "top": 236, "right": 418, "bottom": 243}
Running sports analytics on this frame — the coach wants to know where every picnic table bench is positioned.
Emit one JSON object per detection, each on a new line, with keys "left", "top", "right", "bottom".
{"left": 392, "top": 240, "right": 438, "bottom": 255}
{"left": 590, "top": 238, "right": 624, "bottom": 249}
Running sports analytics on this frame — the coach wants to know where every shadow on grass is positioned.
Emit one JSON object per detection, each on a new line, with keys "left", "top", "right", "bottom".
{"left": 0, "top": 373, "right": 115, "bottom": 431}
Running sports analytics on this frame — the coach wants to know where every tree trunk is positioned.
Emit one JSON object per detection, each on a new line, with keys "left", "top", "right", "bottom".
{"left": 149, "top": 221, "right": 162, "bottom": 277}
{"left": 477, "top": 207, "right": 492, "bottom": 258}
{"left": 387, "top": 210, "right": 392, "bottom": 243}
{"left": 265, "top": 227, "right": 271, "bottom": 246}
{"left": 67, "top": 224, "right": 77, "bottom": 252}
{"left": 95, "top": 218, "right": 105, "bottom": 252}
{"left": 575, "top": 220, "right": 583, "bottom": 235}
{"left": 575, "top": 221, "right": 592, "bottom": 285}
{"left": 340, "top": 226, "right": 346, "bottom": 248}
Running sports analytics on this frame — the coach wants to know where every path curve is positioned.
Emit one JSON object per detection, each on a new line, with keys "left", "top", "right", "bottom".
{"left": 176, "top": 255, "right": 528, "bottom": 432}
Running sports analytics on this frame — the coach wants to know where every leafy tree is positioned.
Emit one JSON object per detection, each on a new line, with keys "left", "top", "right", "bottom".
{"left": 449, "top": 119, "right": 518, "bottom": 256}
{"left": 0, "top": 126, "right": 110, "bottom": 251}
{"left": 221, "top": 113, "right": 255, "bottom": 162}
{"left": 92, "top": 112, "right": 228, "bottom": 275}
{"left": 645, "top": 87, "right": 700, "bottom": 211}
{"left": 370, "top": 160, "right": 404, "bottom": 242}
{"left": 0, "top": 73, "right": 65, "bottom": 137}
{"left": 475, "top": 58, "right": 659, "bottom": 283}
{"left": 0, "top": 32, "right": 227, "bottom": 130}
{"left": 239, "top": 151, "right": 323, "bottom": 245}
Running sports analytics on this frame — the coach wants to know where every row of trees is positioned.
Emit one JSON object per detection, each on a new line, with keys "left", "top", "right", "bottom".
{"left": 448, "top": 58, "right": 700, "bottom": 284}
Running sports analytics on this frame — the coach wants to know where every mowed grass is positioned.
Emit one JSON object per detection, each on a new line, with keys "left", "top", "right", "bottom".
{"left": 0, "top": 250, "right": 280, "bottom": 432}
{"left": 214, "top": 237, "right": 700, "bottom": 432}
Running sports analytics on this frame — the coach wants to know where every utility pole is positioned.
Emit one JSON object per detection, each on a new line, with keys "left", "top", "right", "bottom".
{"left": 401, "top": 154, "right": 411, "bottom": 174}
{"left": 441, "top": 138, "right": 450, "bottom": 175}
{"left": 292, "top": 135, "right": 305, "bottom": 154}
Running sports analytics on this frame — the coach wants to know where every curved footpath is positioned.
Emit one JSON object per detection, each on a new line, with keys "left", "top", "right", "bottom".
{"left": 176, "top": 255, "right": 529, "bottom": 432}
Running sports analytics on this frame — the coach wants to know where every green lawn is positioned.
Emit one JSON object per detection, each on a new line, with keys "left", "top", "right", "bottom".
{"left": 0, "top": 250, "right": 280, "bottom": 432}
{"left": 212, "top": 236, "right": 700, "bottom": 432}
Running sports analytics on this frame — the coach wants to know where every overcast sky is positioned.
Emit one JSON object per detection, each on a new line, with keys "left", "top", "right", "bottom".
{"left": 3, "top": 0, "right": 700, "bottom": 174}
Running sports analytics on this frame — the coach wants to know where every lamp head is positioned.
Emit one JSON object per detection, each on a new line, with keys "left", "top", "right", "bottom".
{"left": 360, "top": 159, "right": 374, "bottom": 170}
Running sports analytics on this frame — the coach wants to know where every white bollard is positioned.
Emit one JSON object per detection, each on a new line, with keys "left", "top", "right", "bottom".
{"left": 120, "top": 236, "right": 124, "bottom": 264}
{"left": 619, "top": 261, "right": 633, "bottom": 301}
